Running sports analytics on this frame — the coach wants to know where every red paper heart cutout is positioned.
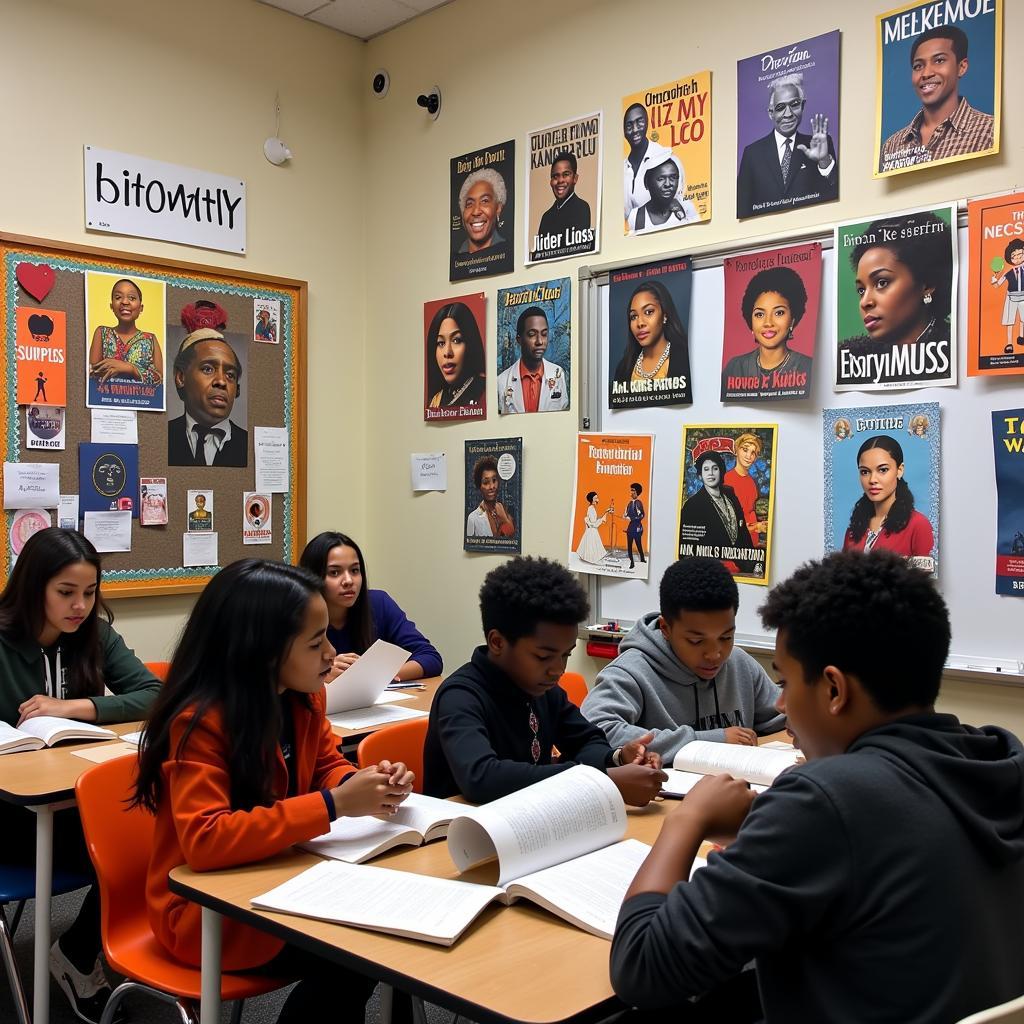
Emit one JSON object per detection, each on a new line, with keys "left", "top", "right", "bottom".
{"left": 16, "top": 263, "right": 56, "bottom": 302}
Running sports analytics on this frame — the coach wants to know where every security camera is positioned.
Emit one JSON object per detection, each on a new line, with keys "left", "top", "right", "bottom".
{"left": 371, "top": 69, "right": 390, "bottom": 98}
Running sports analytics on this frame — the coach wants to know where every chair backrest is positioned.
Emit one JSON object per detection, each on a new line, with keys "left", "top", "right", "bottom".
{"left": 144, "top": 661, "right": 171, "bottom": 681}
{"left": 558, "top": 671, "right": 589, "bottom": 707}
{"left": 357, "top": 718, "right": 428, "bottom": 794}
{"left": 956, "top": 996, "right": 1024, "bottom": 1024}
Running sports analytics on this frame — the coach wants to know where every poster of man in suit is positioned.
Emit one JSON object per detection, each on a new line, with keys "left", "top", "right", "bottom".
{"left": 736, "top": 31, "right": 840, "bottom": 220}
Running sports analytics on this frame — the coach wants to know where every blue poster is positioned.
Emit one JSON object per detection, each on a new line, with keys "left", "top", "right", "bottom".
{"left": 78, "top": 443, "right": 139, "bottom": 518}
{"left": 993, "top": 408, "right": 1024, "bottom": 596}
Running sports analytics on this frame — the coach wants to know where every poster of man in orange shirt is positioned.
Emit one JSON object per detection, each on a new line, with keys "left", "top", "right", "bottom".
{"left": 15, "top": 307, "right": 67, "bottom": 406}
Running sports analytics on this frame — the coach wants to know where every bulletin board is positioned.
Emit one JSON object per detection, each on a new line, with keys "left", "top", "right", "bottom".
{"left": 1, "top": 232, "right": 307, "bottom": 597}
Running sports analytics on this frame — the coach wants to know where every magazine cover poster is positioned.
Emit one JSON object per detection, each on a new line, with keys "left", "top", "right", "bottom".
{"left": 85, "top": 271, "right": 166, "bottom": 411}
{"left": 608, "top": 258, "right": 692, "bottom": 409}
{"left": 496, "top": 278, "right": 570, "bottom": 415}
{"left": 15, "top": 307, "right": 67, "bottom": 407}
{"left": 721, "top": 242, "right": 822, "bottom": 400}
{"left": 568, "top": 433, "right": 654, "bottom": 580}
{"left": 423, "top": 292, "right": 487, "bottom": 423}
{"left": 834, "top": 205, "right": 957, "bottom": 391}
{"left": 874, "top": 0, "right": 1001, "bottom": 178}
{"left": 967, "top": 192, "right": 1024, "bottom": 375}
{"left": 526, "top": 112, "right": 601, "bottom": 266}
{"left": 993, "top": 409, "right": 1024, "bottom": 596}
{"left": 78, "top": 442, "right": 139, "bottom": 517}
{"left": 736, "top": 31, "right": 840, "bottom": 220}
{"left": 676, "top": 425, "right": 778, "bottom": 586}
{"left": 823, "top": 403, "right": 939, "bottom": 575}
{"left": 450, "top": 140, "right": 515, "bottom": 282}
{"left": 464, "top": 437, "right": 522, "bottom": 555}
{"left": 622, "top": 71, "right": 711, "bottom": 235}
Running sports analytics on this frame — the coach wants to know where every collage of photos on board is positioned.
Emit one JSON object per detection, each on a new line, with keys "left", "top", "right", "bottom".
{"left": 464, "top": 437, "right": 522, "bottom": 555}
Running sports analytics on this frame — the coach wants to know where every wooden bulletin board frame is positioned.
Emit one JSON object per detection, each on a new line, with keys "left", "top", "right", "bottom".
{"left": 1, "top": 232, "right": 307, "bottom": 597}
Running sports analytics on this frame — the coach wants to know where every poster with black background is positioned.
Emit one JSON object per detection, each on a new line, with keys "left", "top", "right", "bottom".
{"left": 450, "top": 141, "right": 515, "bottom": 281}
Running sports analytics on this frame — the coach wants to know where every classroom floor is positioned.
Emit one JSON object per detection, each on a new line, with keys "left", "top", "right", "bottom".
{"left": 0, "top": 888, "right": 465, "bottom": 1024}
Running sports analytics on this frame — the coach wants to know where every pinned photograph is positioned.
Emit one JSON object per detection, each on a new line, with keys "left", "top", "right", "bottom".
{"left": 450, "top": 140, "right": 515, "bottom": 281}
{"left": 187, "top": 489, "right": 214, "bottom": 532}
{"left": 253, "top": 298, "right": 280, "bottom": 344}
{"left": 243, "top": 491, "right": 273, "bottom": 545}
{"left": 25, "top": 405, "right": 66, "bottom": 451}
{"left": 140, "top": 477, "right": 168, "bottom": 527}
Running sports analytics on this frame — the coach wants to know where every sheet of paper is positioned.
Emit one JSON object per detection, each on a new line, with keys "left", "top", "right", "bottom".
{"left": 90, "top": 408, "right": 138, "bottom": 444}
{"left": 183, "top": 531, "right": 218, "bottom": 567}
{"left": 72, "top": 742, "right": 137, "bottom": 763}
{"left": 83, "top": 510, "right": 132, "bottom": 552}
{"left": 120, "top": 731, "right": 144, "bottom": 745}
{"left": 254, "top": 426, "right": 289, "bottom": 492}
{"left": 672, "top": 740, "right": 800, "bottom": 787}
{"left": 411, "top": 452, "right": 447, "bottom": 491}
{"left": 374, "top": 690, "right": 415, "bottom": 704}
{"left": 328, "top": 705, "right": 428, "bottom": 731}
{"left": 3, "top": 461, "right": 59, "bottom": 509}
{"left": 57, "top": 494, "right": 79, "bottom": 530}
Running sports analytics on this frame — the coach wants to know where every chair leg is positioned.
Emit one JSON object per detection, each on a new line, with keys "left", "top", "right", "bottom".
{"left": 0, "top": 905, "right": 31, "bottom": 1024}
{"left": 229, "top": 998, "right": 246, "bottom": 1024}
{"left": 8, "top": 900, "right": 25, "bottom": 937}
{"left": 99, "top": 981, "right": 133, "bottom": 1024}
{"left": 175, "top": 999, "right": 200, "bottom": 1024}
{"left": 412, "top": 996, "right": 428, "bottom": 1024}
{"left": 379, "top": 983, "right": 394, "bottom": 1024}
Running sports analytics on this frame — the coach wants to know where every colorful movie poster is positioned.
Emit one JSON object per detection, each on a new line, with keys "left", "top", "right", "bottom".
{"left": 874, "top": 0, "right": 1001, "bottom": 178}
{"left": 721, "top": 242, "right": 822, "bottom": 401}
{"left": 823, "top": 403, "right": 939, "bottom": 574}
{"left": 450, "top": 140, "right": 515, "bottom": 282}
{"left": 968, "top": 192, "right": 1024, "bottom": 375}
{"left": 622, "top": 71, "right": 711, "bottom": 235}
{"left": 834, "top": 205, "right": 957, "bottom": 391}
{"left": 676, "top": 425, "right": 777, "bottom": 586}
{"left": 85, "top": 271, "right": 166, "bottom": 411}
{"left": 253, "top": 298, "right": 280, "bottom": 344}
{"left": 992, "top": 409, "right": 1024, "bottom": 596}
{"left": 423, "top": 293, "right": 486, "bottom": 423}
{"left": 496, "top": 278, "right": 570, "bottom": 415}
{"left": 464, "top": 437, "right": 522, "bottom": 555}
{"left": 525, "top": 112, "right": 601, "bottom": 265}
{"left": 736, "top": 31, "right": 840, "bottom": 220}
{"left": 568, "top": 433, "right": 654, "bottom": 580}
{"left": 15, "top": 307, "right": 67, "bottom": 407}
{"left": 78, "top": 442, "right": 139, "bottom": 518}
{"left": 608, "top": 258, "right": 692, "bottom": 409}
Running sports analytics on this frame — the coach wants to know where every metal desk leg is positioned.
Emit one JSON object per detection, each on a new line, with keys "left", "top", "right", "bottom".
{"left": 199, "top": 907, "right": 222, "bottom": 1024}
{"left": 33, "top": 804, "right": 55, "bottom": 1024}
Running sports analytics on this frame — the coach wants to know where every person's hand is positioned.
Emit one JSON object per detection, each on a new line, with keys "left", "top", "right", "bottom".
{"left": 723, "top": 727, "right": 758, "bottom": 746}
{"left": 376, "top": 759, "right": 415, "bottom": 791}
{"left": 668, "top": 773, "right": 755, "bottom": 844}
{"left": 795, "top": 114, "right": 831, "bottom": 167}
{"left": 18, "top": 695, "right": 79, "bottom": 726}
{"left": 90, "top": 358, "right": 139, "bottom": 383}
{"left": 330, "top": 764, "right": 413, "bottom": 818}
{"left": 327, "top": 653, "right": 359, "bottom": 683}
{"left": 608, "top": 763, "right": 668, "bottom": 807}
{"left": 620, "top": 732, "right": 663, "bottom": 769}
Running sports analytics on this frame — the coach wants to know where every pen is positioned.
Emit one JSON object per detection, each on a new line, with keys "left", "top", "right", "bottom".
{"left": 658, "top": 790, "right": 685, "bottom": 800}
{"left": 387, "top": 682, "right": 426, "bottom": 690}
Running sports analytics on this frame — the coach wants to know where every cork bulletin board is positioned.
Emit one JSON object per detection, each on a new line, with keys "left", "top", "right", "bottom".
{"left": 1, "top": 232, "right": 307, "bottom": 597}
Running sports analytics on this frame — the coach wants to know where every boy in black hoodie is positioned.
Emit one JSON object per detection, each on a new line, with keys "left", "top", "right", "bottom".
{"left": 612, "top": 549, "right": 1024, "bottom": 1024}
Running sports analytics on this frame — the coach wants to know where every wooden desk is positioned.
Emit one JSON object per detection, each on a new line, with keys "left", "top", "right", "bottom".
{"left": 170, "top": 801, "right": 672, "bottom": 1024}
{"left": 330, "top": 676, "right": 441, "bottom": 745}
{"left": 0, "top": 722, "right": 140, "bottom": 1024}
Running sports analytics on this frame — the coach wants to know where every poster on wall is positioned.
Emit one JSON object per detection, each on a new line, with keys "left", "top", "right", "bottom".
{"left": 608, "top": 257, "right": 692, "bottom": 409}
{"left": 450, "top": 140, "right": 515, "bottom": 282}
{"left": 874, "top": 0, "right": 1001, "bottom": 178}
{"left": 25, "top": 405, "right": 66, "bottom": 451}
{"left": 496, "top": 278, "right": 570, "bottom": 415}
{"left": 736, "top": 31, "right": 840, "bottom": 220}
{"left": 967, "top": 191, "right": 1024, "bottom": 375}
{"left": 992, "top": 408, "right": 1024, "bottom": 596}
{"left": 464, "top": 437, "right": 522, "bottom": 555}
{"left": 676, "top": 425, "right": 777, "bottom": 586}
{"left": 834, "top": 204, "right": 957, "bottom": 392}
{"left": 525, "top": 111, "right": 601, "bottom": 265}
{"left": 567, "top": 433, "right": 654, "bottom": 580}
{"left": 721, "top": 242, "right": 821, "bottom": 401}
{"left": 78, "top": 442, "right": 139, "bottom": 518}
{"left": 15, "top": 307, "right": 67, "bottom": 407}
{"left": 423, "top": 293, "right": 486, "bottom": 423}
{"left": 823, "top": 402, "right": 939, "bottom": 574}
{"left": 622, "top": 70, "right": 711, "bottom": 235}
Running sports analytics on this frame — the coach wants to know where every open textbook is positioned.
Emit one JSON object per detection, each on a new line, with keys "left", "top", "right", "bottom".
{"left": 0, "top": 717, "right": 116, "bottom": 755}
{"left": 661, "top": 738, "right": 801, "bottom": 796}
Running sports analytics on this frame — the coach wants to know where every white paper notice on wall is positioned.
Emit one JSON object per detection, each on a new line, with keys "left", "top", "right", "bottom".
{"left": 411, "top": 453, "right": 446, "bottom": 491}
{"left": 91, "top": 409, "right": 138, "bottom": 444}
{"left": 254, "top": 427, "right": 289, "bottom": 493}
{"left": 84, "top": 145, "right": 246, "bottom": 255}
{"left": 58, "top": 495, "right": 79, "bottom": 530}
{"left": 183, "top": 532, "right": 219, "bottom": 568}
{"left": 3, "top": 462, "right": 59, "bottom": 509}
{"left": 83, "top": 511, "right": 132, "bottom": 552}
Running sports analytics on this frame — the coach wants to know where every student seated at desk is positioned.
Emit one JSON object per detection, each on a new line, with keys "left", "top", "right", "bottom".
{"left": 611, "top": 550, "right": 1024, "bottom": 1024}
{"left": 300, "top": 530, "right": 442, "bottom": 682}
{"left": 582, "top": 557, "right": 783, "bottom": 763}
{"left": 133, "top": 559, "right": 415, "bottom": 1024}
{"left": 423, "top": 556, "right": 666, "bottom": 805}
{"left": 0, "top": 527, "right": 161, "bottom": 1024}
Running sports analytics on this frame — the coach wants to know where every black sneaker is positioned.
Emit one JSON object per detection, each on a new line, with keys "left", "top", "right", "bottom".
{"left": 49, "top": 939, "right": 123, "bottom": 1024}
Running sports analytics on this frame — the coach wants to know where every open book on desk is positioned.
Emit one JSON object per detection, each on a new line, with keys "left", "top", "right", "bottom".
{"left": 661, "top": 738, "right": 801, "bottom": 796}
{"left": 0, "top": 717, "right": 117, "bottom": 755}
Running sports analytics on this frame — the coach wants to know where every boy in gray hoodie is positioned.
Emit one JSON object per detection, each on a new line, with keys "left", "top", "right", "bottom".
{"left": 582, "top": 557, "right": 784, "bottom": 763}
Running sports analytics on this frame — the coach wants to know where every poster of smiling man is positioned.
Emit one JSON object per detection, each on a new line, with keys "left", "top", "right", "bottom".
{"left": 875, "top": 0, "right": 1001, "bottom": 177}
{"left": 450, "top": 140, "right": 515, "bottom": 282}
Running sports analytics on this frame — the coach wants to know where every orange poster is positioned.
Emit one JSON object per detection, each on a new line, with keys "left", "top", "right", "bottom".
{"left": 15, "top": 307, "right": 67, "bottom": 407}
{"left": 567, "top": 433, "right": 653, "bottom": 580}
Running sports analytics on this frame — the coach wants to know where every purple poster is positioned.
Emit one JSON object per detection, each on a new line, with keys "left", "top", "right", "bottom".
{"left": 736, "top": 30, "right": 840, "bottom": 220}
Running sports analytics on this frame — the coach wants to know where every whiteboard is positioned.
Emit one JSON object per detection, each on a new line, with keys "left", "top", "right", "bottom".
{"left": 580, "top": 220, "right": 1024, "bottom": 678}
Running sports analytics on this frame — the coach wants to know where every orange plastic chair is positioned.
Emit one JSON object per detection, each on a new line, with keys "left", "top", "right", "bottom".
{"left": 558, "top": 671, "right": 589, "bottom": 707}
{"left": 144, "top": 661, "right": 171, "bottom": 681}
{"left": 75, "top": 755, "right": 289, "bottom": 1024}
{"left": 357, "top": 718, "right": 428, "bottom": 795}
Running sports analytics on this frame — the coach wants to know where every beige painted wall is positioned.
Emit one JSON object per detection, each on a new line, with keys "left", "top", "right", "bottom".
{"left": 2, "top": 0, "right": 367, "bottom": 659}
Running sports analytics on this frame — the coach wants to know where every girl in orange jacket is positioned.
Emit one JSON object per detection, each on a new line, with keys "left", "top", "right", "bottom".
{"left": 133, "top": 559, "right": 414, "bottom": 1023}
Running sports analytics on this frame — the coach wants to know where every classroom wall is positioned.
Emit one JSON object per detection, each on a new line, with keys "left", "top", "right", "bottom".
{"left": 2, "top": 0, "right": 368, "bottom": 657}
{"left": 361, "top": 0, "right": 1024, "bottom": 732}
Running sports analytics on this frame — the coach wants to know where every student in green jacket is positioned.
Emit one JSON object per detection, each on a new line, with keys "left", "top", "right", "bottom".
{"left": 0, "top": 527, "right": 161, "bottom": 1024}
